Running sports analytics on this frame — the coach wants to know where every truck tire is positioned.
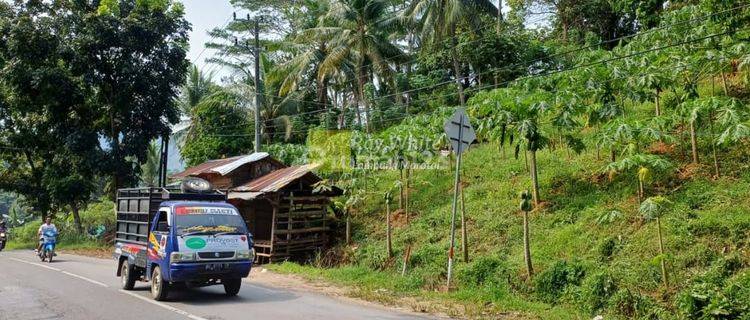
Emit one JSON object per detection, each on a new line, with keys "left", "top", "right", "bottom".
{"left": 151, "top": 266, "right": 170, "bottom": 301}
{"left": 120, "top": 261, "right": 136, "bottom": 290}
{"left": 223, "top": 278, "right": 242, "bottom": 296}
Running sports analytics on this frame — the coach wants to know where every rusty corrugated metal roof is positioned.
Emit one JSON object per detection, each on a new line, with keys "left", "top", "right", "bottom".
{"left": 171, "top": 152, "right": 270, "bottom": 179}
{"left": 234, "top": 164, "right": 320, "bottom": 193}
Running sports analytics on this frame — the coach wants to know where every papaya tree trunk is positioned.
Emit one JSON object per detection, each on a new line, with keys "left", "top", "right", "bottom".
{"left": 386, "top": 200, "right": 393, "bottom": 258}
{"left": 346, "top": 212, "right": 352, "bottom": 245}
{"left": 523, "top": 210, "right": 533, "bottom": 279}
{"left": 721, "top": 72, "right": 730, "bottom": 95}
{"left": 529, "top": 150, "right": 540, "bottom": 205}
{"left": 657, "top": 217, "right": 668, "bottom": 288}
{"left": 690, "top": 120, "right": 699, "bottom": 164}
{"left": 405, "top": 168, "right": 411, "bottom": 223}
{"left": 709, "top": 111, "right": 720, "bottom": 177}
{"left": 399, "top": 168, "right": 405, "bottom": 210}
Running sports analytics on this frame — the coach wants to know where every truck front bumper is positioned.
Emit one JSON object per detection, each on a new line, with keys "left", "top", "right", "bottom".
{"left": 169, "top": 260, "right": 252, "bottom": 282}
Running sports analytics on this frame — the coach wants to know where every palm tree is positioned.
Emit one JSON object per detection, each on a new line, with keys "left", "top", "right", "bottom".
{"left": 140, "top": 141, "right": 160, "bottom": 187}
{"left": 308, "top": 0, "right": 405, "bottom": 132}
{"left": 173, "top": 65, "right": 219, "bottom": 148}
{"left": 405, "top": 0, "right": 497, "bottom": 106}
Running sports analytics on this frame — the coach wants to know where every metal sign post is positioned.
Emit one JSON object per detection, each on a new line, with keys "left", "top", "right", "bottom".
{"left": 443, "top": 108, "right": 475, "bottom": 289}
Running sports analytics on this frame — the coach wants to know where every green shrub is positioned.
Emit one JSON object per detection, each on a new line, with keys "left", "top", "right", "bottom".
{"left": 456, "top": 255, "right": 510, "bottom": 287}
{"left": 580, "top": 271, "right": 618, "bottom": 314}
{"left": 597, "top": 237, "right": 618, "bottom": 261}
{"left": 608, "top": 288, "right": 669, "bottom": 319}
{"left": 534, "top": 260, "right": 586, "bottom": 303}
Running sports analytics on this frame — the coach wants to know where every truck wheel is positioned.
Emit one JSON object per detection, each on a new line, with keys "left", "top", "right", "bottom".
{"left": 151, "top": 266, "right": 170, "bottom": 301}
{"left": 223, "top": 278, "right": 242, "bottom": 296}
{"left": 120, "top": 261, "right": 136, "bottom": 290}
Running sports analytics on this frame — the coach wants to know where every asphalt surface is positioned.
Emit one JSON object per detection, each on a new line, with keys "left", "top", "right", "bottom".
{"left": 0, "top": 250, "right": 437, "bottom": 320}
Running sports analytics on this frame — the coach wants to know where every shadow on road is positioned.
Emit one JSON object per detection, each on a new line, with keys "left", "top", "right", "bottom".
{"left": 130, "top": 283, "right": 299, "bottom": 305}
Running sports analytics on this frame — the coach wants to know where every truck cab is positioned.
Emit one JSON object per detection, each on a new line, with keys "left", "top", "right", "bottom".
{"left": 114, "top": 187, "right": 254, "bottom": 300}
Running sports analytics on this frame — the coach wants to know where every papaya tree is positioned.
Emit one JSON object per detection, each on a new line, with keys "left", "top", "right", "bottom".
{"left": 639, "top": 196, "right": 672, "bottom": 289}
{"left": 519, "top": 190, "right": 534, "bottom": 279}
{"left": 384, "top": 189, "right": 393, "bottom": 258}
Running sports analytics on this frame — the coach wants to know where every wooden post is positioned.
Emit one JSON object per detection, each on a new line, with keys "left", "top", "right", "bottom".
{"left": 270, "top": 196, "right": 278, "bottom": 263}
{"left": 287, "top": 192, "right": 294, "bottom": 257}
{"left": 460, "top": 184, "right": 468, "bottom": 263}
{"left": 401, "top": 244, "right": 412, "bottom": 276}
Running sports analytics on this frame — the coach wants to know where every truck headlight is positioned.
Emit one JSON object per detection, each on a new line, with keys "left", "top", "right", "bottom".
{"left": 236, "top": 248, "right": 255, "bottom": 261}
{"left": 170, "top": 252, "right": 196, "bottom": 262}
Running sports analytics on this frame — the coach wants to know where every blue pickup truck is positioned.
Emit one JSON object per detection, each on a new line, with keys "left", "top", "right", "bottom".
{"left": 114, "top": 186, "right": 254, "bottom": 300}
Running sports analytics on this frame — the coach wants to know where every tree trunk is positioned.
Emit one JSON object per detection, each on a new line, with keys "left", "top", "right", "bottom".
{"left": 523, "top": 148, "right": 529, "bottom": 172}
{"left": 450, "top": 23, "right": 466, "bottom": 107}
{"left": 460, "top": 184, "right": 468, "bottom": 263}
{"left": 353, "top": 88, "right": 363, "bottom": 128}
{"left": 654, "top": 88, "right": 661, "bottom": 117}
{"left": 386, "top": 200, "right": 393, "bottom": 258}
{"left": 523, "top": 210, "right": 533, "bottom": 279}
{"left": 690, "top": 120, "right": 699, "bottom": 164}
{"left": 358, "top": 66, "right": 370, "bottom": 133}
{"left": 399, "top": 168, "right": 405, "bottom": 210}
{"left": 638, "top": 179, "right": 644, "bottom": 203}
{"left": 657, "top": 217, "right": 668, "bottom": 288}
{"left": 345, "top": 213, "right": 351, "bottom": 245}
{"left": 721, "top": 72, "right": 730, "bottom": 95}
{"left": 709, "top": 111, "right": 720, "bottom": 178}
{"left": 71, "top": 204, "right": 83, "bottom": 234}
{"left": 529, "top": 150, "right": 540, "bottom": 206}
{"left": 405, "top": 168, "right": 411, "bottom": 223}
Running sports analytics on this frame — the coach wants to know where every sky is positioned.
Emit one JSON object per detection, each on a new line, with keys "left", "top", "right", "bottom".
{"left": 182, "top": 0, "right": 236, "bottom": 78}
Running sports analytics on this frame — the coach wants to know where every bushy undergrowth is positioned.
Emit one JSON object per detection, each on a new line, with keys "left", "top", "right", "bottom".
{"left": 7, "top": 199, "right": 114, "bottom": 249}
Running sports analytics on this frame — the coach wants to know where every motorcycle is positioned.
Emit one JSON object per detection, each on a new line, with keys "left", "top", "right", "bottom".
{"left": 0, "top": 227, "right": 6, "bottom": 252}
{"left": 39, "top": 229, "right": 57, "bottom": 263}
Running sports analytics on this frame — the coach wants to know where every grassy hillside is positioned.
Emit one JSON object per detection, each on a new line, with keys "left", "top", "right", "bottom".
{"left": 269, "top": 121, "right": 750, "bottom": 318}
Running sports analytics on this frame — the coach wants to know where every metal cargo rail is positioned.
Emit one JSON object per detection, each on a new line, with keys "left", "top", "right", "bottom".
{"left": 115, "top": 187, "right": 227, "bottom": 246}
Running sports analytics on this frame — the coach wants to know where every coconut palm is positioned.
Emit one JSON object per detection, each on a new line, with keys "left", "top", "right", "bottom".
{"left": 305, "top": 0, "right": 405, "bottom": 132}
{"left": 173, "top": 66, "right": 219, "bottom": 148}
{"left": 405, "top": 0, "right": 497, "bottom": 106}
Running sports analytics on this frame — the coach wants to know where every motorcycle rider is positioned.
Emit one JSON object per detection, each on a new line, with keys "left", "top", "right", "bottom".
{"left": 36, "top": 217, "right": 57, "bottom": 253}
{"left": 0, "top": 219, "right": 7, "bottom": 250}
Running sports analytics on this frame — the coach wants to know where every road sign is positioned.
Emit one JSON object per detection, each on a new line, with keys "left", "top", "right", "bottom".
{"left": 443, "top": 108, "right": 475, "bottom": 290}
{"left": 443, "top": 108, "right": 475, "bottom": 155}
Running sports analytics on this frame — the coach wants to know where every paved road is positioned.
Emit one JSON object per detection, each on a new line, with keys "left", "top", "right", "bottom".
{"left": 0, "top": 250, "right": 437, "bottom": 320}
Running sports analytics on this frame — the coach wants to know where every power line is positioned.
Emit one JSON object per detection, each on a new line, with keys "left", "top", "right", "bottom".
{"left": 248, "top": 2, "right": 750, "bottom": 122}
{"left": 193, "top": 4, "right": 749, "bottom": 134}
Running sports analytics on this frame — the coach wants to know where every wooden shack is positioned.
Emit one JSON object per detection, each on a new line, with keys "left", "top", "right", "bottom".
{"left": 171, "top": 153, "right": 341, "bottom": 264}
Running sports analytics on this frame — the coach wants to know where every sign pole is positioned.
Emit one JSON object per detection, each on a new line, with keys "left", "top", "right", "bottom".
{"left": 446, "top": 114, "right": 463, "bottom": 289}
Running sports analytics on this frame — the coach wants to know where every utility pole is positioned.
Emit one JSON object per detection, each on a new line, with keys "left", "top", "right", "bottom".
{"left": 234, "top": 12, "right": 262, "bottom": 153}
{"left": 253, "top": 17, "right": 261, "bottom": 153}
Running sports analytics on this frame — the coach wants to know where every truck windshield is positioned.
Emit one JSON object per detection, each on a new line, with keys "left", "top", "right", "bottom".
{"left": 173, "top": 206, "right": 248, "bottom": 236}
